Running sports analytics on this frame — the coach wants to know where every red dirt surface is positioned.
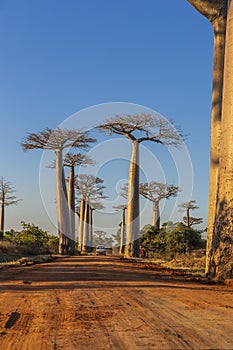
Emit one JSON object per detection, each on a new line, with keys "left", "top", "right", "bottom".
{"left": 0, "top": 256, "right": 232, "bottom": 349}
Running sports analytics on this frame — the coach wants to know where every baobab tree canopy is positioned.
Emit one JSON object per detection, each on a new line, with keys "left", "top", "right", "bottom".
{"left": 139, "top": 182, "right": 180, "bottom": 202}
{"left": 97, "top": 114, "right": 183, "bottom": 145}
{"left": 21, "top": 128, "right": 95, "bottom": 151}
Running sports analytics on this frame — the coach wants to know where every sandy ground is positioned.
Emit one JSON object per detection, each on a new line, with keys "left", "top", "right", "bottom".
{"left": 0, "top": 256, "right": 232, "bottom": 350}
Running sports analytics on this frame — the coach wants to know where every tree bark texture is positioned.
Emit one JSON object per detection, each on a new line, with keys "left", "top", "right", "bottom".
{"left": 125, "top": 141, "right": 140, "bottom": 258}
{"left": 152, "top": 201, "right": 160, "bottom": 229}
{"left": 207, "top": 0, "right": 233, "bottom": 280}
{"left": 186, "top": 0, "right": 228, "bottom": 278}
{"left": 206, "top": 15, "right": 227, "bottom": 275}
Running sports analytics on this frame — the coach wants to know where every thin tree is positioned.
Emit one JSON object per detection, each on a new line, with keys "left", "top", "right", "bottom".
{"left": 113, "top": 204, "right": 127, "bottom": 254}
{"left": 185, "top": 0, "right": 228, "bottom": 277}
{"left": 98, "top": 114, "right": 182, "bottom": 258}
{"left": 0, "top": 177, "right": 21, "bottom": 240}
{"left": 140, "top": 182, "right": 180, "bottom": 229}
{"left": 75, "top": 174, "right": 105, "bottom": 252}
{"left": 21, "top": 128, "right": 94, "bottom": 254}
{"left": 63, "top": 152, "right": 94, "bottom": 254}
{"left": 178, "top": 200, "right": 199, "bottom": 228}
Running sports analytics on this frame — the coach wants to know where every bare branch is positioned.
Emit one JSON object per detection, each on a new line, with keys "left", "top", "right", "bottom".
{"left": 21, "top": 128, "right": 96, "bottom": 152}
{"left": 139, "top": 181, "right": 180, "bottom": 203}
{"left": 186, "top": 0, "right": 228, "bottom": 24}
{"left": 97, "top": 113, "right": 183, "bottom": 147}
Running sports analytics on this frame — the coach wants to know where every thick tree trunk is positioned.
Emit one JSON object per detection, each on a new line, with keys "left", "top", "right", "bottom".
{"left": 207, "top": 0, "right": 233, "bottom": 281}
{"left": 82, "top": 200, "right": 90, "bottom": 252}
{"left": 206, "top": 17, "right": 227, "bottom": 276}
{"left": 125, "top": 141, "right": 140, "bottom": 258}
{"left": 152, "top": 201, "right": 160, "bottom": 229}
{"left": 56, "top": 149, "right": 71, "bottom": 254}
{"left": 186, "top": 0, "right": 229, "bottom": 280}
{"left": 0, "top": 202, "right": 4, "bottom": 240}
{"left": 68, "top": 166, "right": 75, "bottom": 254}
{"left": 78, "top": 196, "right": 85, "bottom": 251}
{"left": 120, "top": 208, "right": 126, "bottom": 254}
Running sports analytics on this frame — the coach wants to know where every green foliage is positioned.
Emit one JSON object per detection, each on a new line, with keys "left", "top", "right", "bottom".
{"left": 93, "top": 230, "right": 112, "bottom": 247}
{"left": 112, "top": 228, "right": 121, "bottom": 247}
{"left": 141, "top": 222, "right": 206, "bottom": 256}
{"left": 4, "top": 222, "right": 59, "bottom": 254}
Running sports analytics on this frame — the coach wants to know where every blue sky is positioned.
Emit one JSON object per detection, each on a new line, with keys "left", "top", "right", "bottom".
{"left": 0, "top": 0, "right": 213, "bottom": 235}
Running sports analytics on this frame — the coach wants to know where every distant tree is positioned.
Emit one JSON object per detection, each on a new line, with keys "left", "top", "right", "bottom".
{"left": 140, "top": 222, "right": 205, "bottom": 255}
{"left": 113, "top": 204, "right": 127, "bottom": 254}
{"left": 112, "top": 227, "right": 121, "bottom": 248}
{"left": 21, "top": 128, "right": 94, "bottom": 254}
{"left": 140, "top": 181, "right": 180, "bottom": 229}
{"left": 75, "top": 174, "right": 105, "bottom": 252}
{"left": 63, "top": 152, "right": 94, "bottom": 253}
{"left": 97, "top": 113, "right": 182, "bottom": 258}
{"left": 93, "top": 230, "right": 108, "bottom": 246}
{"left": 178, "top": 200, "right": 201, "bottom": 228}
{"left": 0, "top": 177, "right": 21, "bottom": 240}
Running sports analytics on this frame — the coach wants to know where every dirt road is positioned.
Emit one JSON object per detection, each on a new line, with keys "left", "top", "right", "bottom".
{"left": 0, "top": 256, "right": 232, "bottom": 350}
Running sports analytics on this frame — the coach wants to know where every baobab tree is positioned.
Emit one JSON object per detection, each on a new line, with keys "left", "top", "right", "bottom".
{"left": 139, "top": 182, "right": 180, "bottom": 229}
{"left": 178, "top": 200, "right": 201, "bottom": 228}
{"left": 185, "top": 0, "right": 228, "bottom": 277}
{"left": 97, "top": 114, "right": 182, "bottom": 258}
{"left": 0, "top": 177, "right": 21, "bottom": 240}
{"left": 75, "top": 174, "right": 105, "bottom": 252}
{"left": 63, "top": 152, "right": 94, "bottom": 253}
{"left": 21, "top": 128, "right": 94, "bottom": 254}
{"left": 207, "top": 0, "right": 233, "bottom": 280}
{"left": 113, "top": 204, "right": 127, "bottom": 254}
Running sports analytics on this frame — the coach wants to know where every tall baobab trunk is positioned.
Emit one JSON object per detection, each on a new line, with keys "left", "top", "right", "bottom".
{"left": 206, "top": 13, "right": 227, "bottom": 277}
{"left": 152, "top": 201, "right": 160, "bottom": 229}
{"left": 89, "top": 208, "right": 94, "bottom": 252}
{"left": 125, "top": 141, "right": 140, "bottom": 258}
{"left": 207, "top": 1, "right": 233, "bottom": 280}
{"left": 56, "top": 149, "right": 71, "bottom": 254}
{"left": 78, "top": 196, "right": 85, "bottom": 251}
{"left": 120, "top": 208, "right": 126, "bottom": 254}
{"left": 0, "top": 201, "right": 4, "bottom": 240}
{"left": 82, "top": 200, "right": 90, "bottom": 252}
{"left": 68, "top": 165, "right": 75, "bottom": 254}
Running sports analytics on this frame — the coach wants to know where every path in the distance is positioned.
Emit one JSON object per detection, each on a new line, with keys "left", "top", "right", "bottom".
{"left": 0, "top": 256, "right": 232, "bottom": 350}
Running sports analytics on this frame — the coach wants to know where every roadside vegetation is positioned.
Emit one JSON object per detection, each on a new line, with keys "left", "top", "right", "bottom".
{"left": 0, "top": 222, "right": 58, "bottom": 264}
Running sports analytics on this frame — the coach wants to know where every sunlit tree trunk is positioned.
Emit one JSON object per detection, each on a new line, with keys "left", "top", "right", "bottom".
{"left": 56, "top": 149, "right": 71, "bottom": 254}
{"left": 206, "top": 15, "right": 227, "bottom": 276}
{"left": 120, "top": 208, "right": 126, "bottom": 254}
{"left": 82, "top": 199, "right": 90, "bottom": 252}
{"left": 0, "top": 201, "right": 4, "bottom": 240}
{"left": 78, "top": 196, "right": 85, "bottom": 251}
{"left": 89, "top": 208, "right": 94, "bottom": 252}
{"left": 207, "top": 0, "right": 233, "bottom": 280}
{"left": 152, "top": 201, "right": 160, "bottom": 229}
{"left": 68, "top": 165, "right": 75, "bottom": 254}
{"left": 125, "top": 141, "right": 140, "bottom": 258}
{"left": 186, "top": 0, "right": 228, "bottom": 281}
